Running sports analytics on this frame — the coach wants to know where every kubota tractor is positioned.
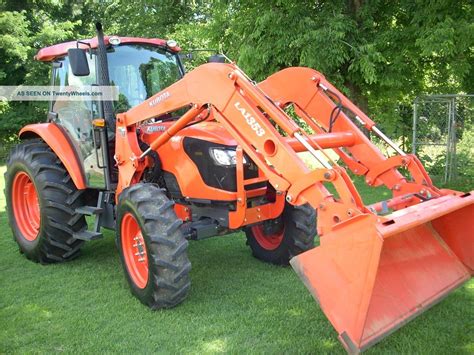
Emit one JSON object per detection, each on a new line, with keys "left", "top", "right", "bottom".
{"left": 5, "top": 23, "right": 473, "bottom": 352}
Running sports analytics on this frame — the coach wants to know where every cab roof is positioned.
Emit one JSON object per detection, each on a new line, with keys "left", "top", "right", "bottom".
{"left": 35, "top": 36, "right": 179, "bottom": 62}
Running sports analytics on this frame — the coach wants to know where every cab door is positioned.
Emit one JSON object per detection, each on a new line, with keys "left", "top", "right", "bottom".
{"left": 50, "top": 54, "right": 106, "bottom": 189}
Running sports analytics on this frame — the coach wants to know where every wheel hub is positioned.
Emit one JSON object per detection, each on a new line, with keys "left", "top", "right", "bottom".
{"left": 133, "top": 235, "right": 147, "bottom": 262}
{"left": 263, "top": 218, "right": 283, "bottom": 235}
{"left": 12, "top": 171, "right": 40, "bottom": 241}
{"left": 121, "top": 213, "right": 149, "bottom": 288}
{"left": 251, "top": 222, "right": 285, "bottom": 251}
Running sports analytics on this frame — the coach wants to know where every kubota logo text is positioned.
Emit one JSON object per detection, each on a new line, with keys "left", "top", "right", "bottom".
{"left": 149, "top": 91, "right": 170, "bottom": 107}
{"left": 234, "top": 102, "right": 265, "bottom": 137}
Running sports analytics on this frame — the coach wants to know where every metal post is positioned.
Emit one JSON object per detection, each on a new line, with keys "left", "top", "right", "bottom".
{"left": 412, "top": 97, "right": 418, "bottom": 155}
{"left": 444, "top": 100, "right": 452, "bottom": 184}
{"left": 447, "top": 96, "right": 457, "bottom": 182}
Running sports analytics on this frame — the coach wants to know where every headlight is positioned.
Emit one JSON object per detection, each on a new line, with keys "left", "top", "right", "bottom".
{"left": 209, "top": 148, "right": 247, "bottom": 166}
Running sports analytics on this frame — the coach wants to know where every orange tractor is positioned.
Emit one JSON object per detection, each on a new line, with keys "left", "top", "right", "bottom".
{"left": 5, "top": 23, "right": 473, "bottom": 352}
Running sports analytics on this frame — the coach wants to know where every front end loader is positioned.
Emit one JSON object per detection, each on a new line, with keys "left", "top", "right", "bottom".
{"left": 4, "top": 23, "right": 473, "bottom": 352}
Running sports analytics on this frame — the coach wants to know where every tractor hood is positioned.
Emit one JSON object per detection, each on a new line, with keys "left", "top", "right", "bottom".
{"left": 140, "top": 121, "right": 238, "bottom": 148}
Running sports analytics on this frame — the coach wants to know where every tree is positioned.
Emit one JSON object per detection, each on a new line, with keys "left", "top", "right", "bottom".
{"left": 203, "top": 0, "right": 473, "bottom": 138}
{"left": 0, "top": 0, "right": 471, "bottom": 143}
{"left": 0, "top": 1, "right": 81, "bottom": 140}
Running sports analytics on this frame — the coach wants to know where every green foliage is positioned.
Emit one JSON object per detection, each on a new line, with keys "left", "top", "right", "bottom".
{"left": 0, "top": 0, "right": 472, "bottom": 143}
{"left": 204, "top": 0, "right": 472, "bottom": 142}
{"left": 0, "top": 11, "right": 30, "bottom": 85}
{"left": 417, "top": 123, "right": 474, "bottom": 190}
{"left": 0, "top": 1, "right": 84, "bottom": 141}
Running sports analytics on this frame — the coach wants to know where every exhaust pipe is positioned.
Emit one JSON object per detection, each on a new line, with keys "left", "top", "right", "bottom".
{"left": 95, "top": 22, "right": 115, "bottom": 132}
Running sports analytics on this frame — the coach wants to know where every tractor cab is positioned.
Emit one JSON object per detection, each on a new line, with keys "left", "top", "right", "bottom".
{"left": 36, "top": 36, "right": 184, "bottom": 188}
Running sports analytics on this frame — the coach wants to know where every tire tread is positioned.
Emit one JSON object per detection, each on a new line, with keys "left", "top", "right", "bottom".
{"left": 4, "top": 139, "right": 86, "bottom": 263}
{"left": 117, "top": 183, "right": 191, "bottom": 309}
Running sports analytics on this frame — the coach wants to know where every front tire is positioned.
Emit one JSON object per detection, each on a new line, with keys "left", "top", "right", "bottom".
{"left": 116, "top": 183, "right": 191, "bottom": 309}
{"left": 4, "top": 139, "right": 87, "bottom": 263}
{"left": 245, "top": 203, "right": 316, "bottom": 265}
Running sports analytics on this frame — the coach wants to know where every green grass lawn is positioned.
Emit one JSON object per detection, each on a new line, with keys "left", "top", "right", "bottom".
{"left": 0, "top": 165, "right": 473, "bottom": 353}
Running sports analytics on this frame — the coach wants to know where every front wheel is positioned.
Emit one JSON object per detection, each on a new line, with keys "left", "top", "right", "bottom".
{"left": 245, "top": 203, "right": 316, "bottom": 265}
{"left": 116, "top": 183, "right": 191, "bottom": 309}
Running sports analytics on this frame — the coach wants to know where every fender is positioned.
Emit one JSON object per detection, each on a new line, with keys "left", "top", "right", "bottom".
{"left": 19, "top": 123, "right": 86, "bottom": 189}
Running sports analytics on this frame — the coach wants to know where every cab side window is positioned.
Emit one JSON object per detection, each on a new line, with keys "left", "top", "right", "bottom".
{"left": 52, "top": 54, "right": 105, "bottom": 189}
{"left": 52, "top": 55, "right": 98, "bottom": 140}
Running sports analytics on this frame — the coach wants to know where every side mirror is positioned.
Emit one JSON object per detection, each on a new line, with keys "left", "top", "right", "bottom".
{"left": 67, "top": 48, "right": 90, "bottom": 76}
{"left": 208, "top": 54, "right": 226, "bottom": 63}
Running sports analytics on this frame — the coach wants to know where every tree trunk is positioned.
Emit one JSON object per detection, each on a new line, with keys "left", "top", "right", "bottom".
{"left": 344, "top": 80, "right": 369, "bottom": 113}
{"left": 344, "top": 80, "right": 370, "bottom": 137}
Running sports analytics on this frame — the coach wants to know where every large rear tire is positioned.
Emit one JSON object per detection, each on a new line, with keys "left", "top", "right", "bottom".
{"left": 4, "top": 139, "right": 87, "bottom": 263}
{"left": 245, "top": 203, "right": 316, "bottom": 265}
{"left": 116, "top": 183, "right": 191, "bottom": 309}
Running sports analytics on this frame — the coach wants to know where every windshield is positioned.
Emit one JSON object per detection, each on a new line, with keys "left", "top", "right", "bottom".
{"left": 107, "top": 44, "right": 182, "bottom": 112}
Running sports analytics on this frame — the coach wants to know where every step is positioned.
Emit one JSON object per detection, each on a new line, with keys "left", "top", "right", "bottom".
{"left": 75, "top": 206, "right": 104, "bottom": 216}
{"left": 73, "top": 230, "right": 103, "bottom": 241}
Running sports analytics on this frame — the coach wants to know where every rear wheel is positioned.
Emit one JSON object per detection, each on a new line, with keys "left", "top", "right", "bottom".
{"left": 116, "top": 183, "right": 191, "bottom": 309}
{"left": 4, "top": 139, "right": 87, "bottom": 263}
{"left": 245, "top": 203, "right": 316, "bottom": 265}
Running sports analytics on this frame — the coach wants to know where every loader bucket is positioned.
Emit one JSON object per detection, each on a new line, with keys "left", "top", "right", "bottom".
{"left": 291, "top": 192, "right": 473, "bottom": 353}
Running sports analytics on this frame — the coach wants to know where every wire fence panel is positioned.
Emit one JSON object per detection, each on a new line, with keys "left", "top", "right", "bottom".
{"left": 413, "top": 95, "right": 473, "bottom": 188}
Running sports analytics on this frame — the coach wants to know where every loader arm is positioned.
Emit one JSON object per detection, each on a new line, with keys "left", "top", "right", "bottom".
{"left": 259, "top": 67, "right": 440, "bottom": 201}
{"left": 116, "top": 62, "right": 473, "bottom": 352}
{"left": 116, "top": 62, "right": 367, "bottom": 233}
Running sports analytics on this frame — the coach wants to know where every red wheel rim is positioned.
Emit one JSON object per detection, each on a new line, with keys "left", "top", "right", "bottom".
{"left": 121, "top": 213, "right": 149, "bottom": 289}
{"left": 12, "top": 171, "right": 40, "bottom": 241}
{"left": 251, "top": 224, "right": 284, "bottom": 251}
